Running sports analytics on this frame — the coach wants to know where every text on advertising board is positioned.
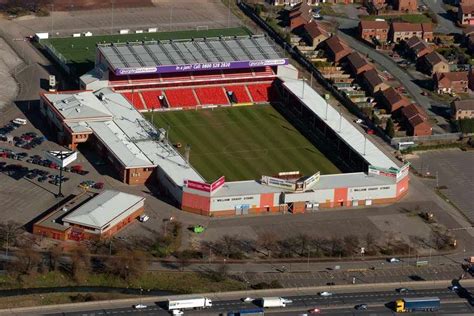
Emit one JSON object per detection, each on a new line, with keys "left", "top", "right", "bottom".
{"left": 115, "top": 59, "right": 288, "bottom": 76}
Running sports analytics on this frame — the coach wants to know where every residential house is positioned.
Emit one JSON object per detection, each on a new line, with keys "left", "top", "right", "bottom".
{"left": 364, "top": 0, "right": 386, "bottom": 14}
{"left": 401, "top": 103, "right": 432, "bottom": 136}
{"left": 346, "top": 52, "right": 374, "bottom": 76}
{"left": 361, "top": 69, "right": 389, "bottom": 95}
{"left": 451, "top": 99, "right": 474, "bottom": 119}
{"left": 358, "top": 20, "right": 389, "bottom": 43}
{"left": 303, "top": 21, "right": 330, "bottom": 47}
{"left": 419, "top": 51, "right": 449, "bottom": 75}
{"left": 390, "top": 22, "right": 433, "bottom": 42}
{"left": 394, "top": 0, "right": 418, "bottom": 12}
{"left": 378, "top": 87, "right": 411, "bottom": 113}
{"left": 434, "top": 72, "right": 469, "bottom": 94}
{"left": 289, "top": 1, "right": 313, "bottom": 31}
{"left": 464, "top": 26, "right": 474, "bottom": 53}
{"left": 323, "top": 35, "right": 353, "bottom": 63}
{"left": 458, "top": 4, "right": 474, "bottom": 25}
{"left": 405, "top": 36, "right": 433, "bottom": 59}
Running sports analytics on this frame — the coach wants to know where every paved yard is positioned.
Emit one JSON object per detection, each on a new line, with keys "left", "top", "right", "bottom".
{"left": 11, "top": 0, "right": 240, "bottom": 37}
{"left": 408, "top": 149, "right": 474, "bottom": 223}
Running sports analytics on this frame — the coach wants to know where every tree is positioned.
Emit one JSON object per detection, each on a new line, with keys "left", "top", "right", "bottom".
{"left": 343, "top": 235, "right": 359, "bottom": 255}
{"left": 105, "top": 249, "right": 148, "bottom": 282}
{"left": 0, "top": 221, "right": 24, "bottom": 255}
{"left": 46, "top": 244, "right": 62, "bottom": 272}
{"left": 385, "top": 118, "right": 395, "bottom": 138}
{"left": 256, "top": 232, "right": 278, "bottom": 256}
{"left": 7, "top": 244, "right": 41, "bottom": 277}
{"left": 295, "top": 233, "right": 311, "bottom": 256}
{"left": 68, "top": 245, "right": 91, "bottom": 283}
{"left": 365, "top": 232, "right": 376, "bottom": 254}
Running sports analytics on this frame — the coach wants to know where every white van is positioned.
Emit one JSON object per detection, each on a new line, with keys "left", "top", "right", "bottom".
{"left": 12, "top": 118, "right": 27, "bottom": 125}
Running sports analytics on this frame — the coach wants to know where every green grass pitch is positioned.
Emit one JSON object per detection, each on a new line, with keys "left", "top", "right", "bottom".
{"left": 145, "top": 105, "right": 340, "bottom": 182}
{"left": 42, "top": 27, "right": 251, "bottom": 75}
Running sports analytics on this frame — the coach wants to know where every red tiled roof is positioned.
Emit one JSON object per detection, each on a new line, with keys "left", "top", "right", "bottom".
{"left": 304, "top": 21, "right": 329, "bottom": 40}
{"left": 392, "top": 22, "right": 422, "bottom": 33}
{"left": 359, "top": 20, "right": 389, "bottom": 30}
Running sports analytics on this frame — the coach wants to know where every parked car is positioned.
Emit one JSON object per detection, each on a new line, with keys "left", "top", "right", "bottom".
{"left": 319, "top": 292, "right": 333, "bottom": 297}
{"left": 355, "top": 304, "right": 368, "bottom": 310}
{"left": 139, "top": 214, "right": 150, "bottom": 222}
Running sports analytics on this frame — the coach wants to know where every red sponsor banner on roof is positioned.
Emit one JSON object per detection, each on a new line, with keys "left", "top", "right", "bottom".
{"left": 186, "top": 180, "right": 211, "bottom": 192}
{"left": 186, "top": 176, "right": 225, "bottom": 193}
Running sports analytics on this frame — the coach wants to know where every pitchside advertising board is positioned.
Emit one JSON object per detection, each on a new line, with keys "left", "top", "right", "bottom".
{"left": 185, "top": 176, "right": 225, "bottom": 194}
{"left": 261, "top": 172, "right": 321, "bottom": 192}
{"left": 368, "top": 163, "right": 410, "bottom": 182}
{"left": 114, "top": 58, "right": 289, "bottom": 76}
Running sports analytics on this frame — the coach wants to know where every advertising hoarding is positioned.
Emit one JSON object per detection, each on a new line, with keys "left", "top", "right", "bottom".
{"left": 303, "top": 172, "right": 320, "bottom": 189}
{"left": 115, "top": 58, "right": 289, "bottom": 76}
{"left": 186, "top": 176, "right": 226, "bottom": 193}
{"left": 261, "top": 175, "right": 296, "bottom": 191}
{"left": 45, "top": 151, "right": 77, "bottom": 168}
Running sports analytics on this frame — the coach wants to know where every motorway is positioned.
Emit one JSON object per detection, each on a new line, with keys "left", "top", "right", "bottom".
{"left": 27, "top": 285, "right": 473, "bottom": 316}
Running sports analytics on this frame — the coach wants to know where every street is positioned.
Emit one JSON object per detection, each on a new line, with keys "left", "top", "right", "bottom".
{"left": 421, "top": 0, "right": 461, "bottom": 35}
{"left": 24, "top": 282, "right": 473, "bottom": 316}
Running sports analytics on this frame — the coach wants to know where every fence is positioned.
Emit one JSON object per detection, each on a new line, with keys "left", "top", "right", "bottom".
{"left": 391, "top": 133, "right": 473, "bottom": 147}
{"left": 41, "top": 41, "right": 72, "bottom": 75}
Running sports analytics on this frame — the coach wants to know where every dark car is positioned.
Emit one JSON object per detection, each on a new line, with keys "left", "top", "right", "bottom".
{"left": 25, "top": 172, "right": 37, "bottom": 179}
{"left": 355, "top": 304, "right": 368, "bottom": 310}
{"left": 38, "top": 176, "right": 48, "bottom": 182}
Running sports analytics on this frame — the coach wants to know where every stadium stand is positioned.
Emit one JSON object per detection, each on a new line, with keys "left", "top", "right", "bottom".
{"left": 222, "top": 68, "right": 255, "bottom": 78}
{"left": 192, "top": 70, "right": 224, "bottom": 81}
{"left": 141, "top": 90, "right": 163, "bottom": 109}
{"left": 194, "top": 87, "right": 229, "bottom": 106}
{"left": 165, "top": 88, "right": 199, "bottom": 108}
{"left": 253, "top": 66, "right": 275, "bottom": 77}
{"left": 247, "top": 83, "right": 273, "bottom": 103}
{"left": 122, "top": 91, "right": 146, "bottom": 110}
{"left": 224, "top": 85, "right": 252, "bottom": 103}
{"left": 108, "top": 72, "right": 129, "bottom": 85}
{"left": 161, "top": 72, "right": 192, "bottom": 82}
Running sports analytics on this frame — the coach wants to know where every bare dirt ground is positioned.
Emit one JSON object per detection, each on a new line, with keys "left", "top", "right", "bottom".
{"left": 50, "top": 0, "right": 154, "bottom": 11}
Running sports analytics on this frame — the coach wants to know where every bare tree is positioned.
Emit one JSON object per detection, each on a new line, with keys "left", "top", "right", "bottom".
{"left": 343, "top": 235, "right": 359, "bottom": 255}
{"left": 105, "top": 249, "right": 148, "bottom": 282}
{"left": 295, "top": 233, "right": 311, "bottom": 256}
{"left": 256, "top": 231, "right": 278, "bottom": 256}
{"left": 69, "top": 245, "right": 91, "bottom": 283}
{"left": 0, "top": 221, "right": 25, "bottom": 256}
{"left": 7, "top": 244, "right": 41, "bottom": 278}
{"left": 46, "top": 244, "right": 62, "bottom": 272}
{"left": 365, "top": 232, "right": 376, "bottom": 253}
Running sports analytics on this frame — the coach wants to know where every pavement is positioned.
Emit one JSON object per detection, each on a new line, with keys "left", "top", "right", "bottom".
{"left": 421, "top": 0, "right": 462, "bottom": 35}
{"left": 2, "top": 280, "right": 473, "bottom": 315}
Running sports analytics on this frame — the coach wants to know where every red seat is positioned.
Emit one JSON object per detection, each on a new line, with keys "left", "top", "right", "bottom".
{"left": 165, "top": 89, "right": 198, "bottom": 107}
{"left": 122, "top": 92, "right": 146, "bottom": 110}
{"left": 194, "top": 87, "right": 229, "bottom": 105}
{"left": 247, "top": 84, "right": 272, "bottom": 103}
{"left": 141, "top": 90, "right": 163, "bottom": 109}
{"left": 224, "top": 85, "right": 252, "bottom": 103}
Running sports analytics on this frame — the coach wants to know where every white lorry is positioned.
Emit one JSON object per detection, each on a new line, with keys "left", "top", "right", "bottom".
{"left": 167, "top": 297, "right": 212, "bottom": 310}
{"left": 259, "top": 297, "right": 293, "bottom": 308}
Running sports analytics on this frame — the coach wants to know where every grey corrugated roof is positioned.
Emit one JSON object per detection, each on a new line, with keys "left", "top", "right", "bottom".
{"left": 97, "top": 35, "right": 283, "bottom": 71}
{"left": 63, "top": 190, "right": 145, "bottom": 230}
{"left": 44, "top": 91, "right": 113, "bottom": 121}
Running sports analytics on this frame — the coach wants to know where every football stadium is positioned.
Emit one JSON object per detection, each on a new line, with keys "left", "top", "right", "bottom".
{"left": 39, "top": 34, "right": 409, "bottom": 217}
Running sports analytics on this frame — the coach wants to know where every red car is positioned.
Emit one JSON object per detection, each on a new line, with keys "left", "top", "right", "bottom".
{"left": 367, "top": 129, "right": 375, "bottom": 135}
{"left": 93, "top": 182, "right": 104, "bottom": 190}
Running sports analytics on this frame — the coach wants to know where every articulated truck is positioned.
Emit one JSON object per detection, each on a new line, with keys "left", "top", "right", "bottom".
{"left": 258, "top": 297, "right": 292, "bottom": 308}
{"left": 167, "top": 297, "right": 212, "bottom": 310}
{"left": 395, "top": 297, "right": 440, "bottom": 313}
